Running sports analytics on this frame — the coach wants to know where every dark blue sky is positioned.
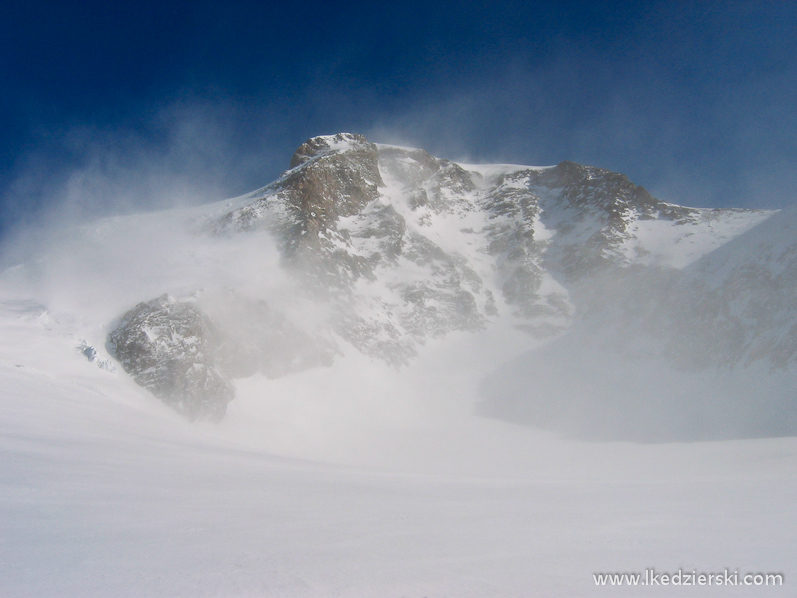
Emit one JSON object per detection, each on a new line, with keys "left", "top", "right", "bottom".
{"left": 2, "top": 1, "right": 796, "bottom": 236}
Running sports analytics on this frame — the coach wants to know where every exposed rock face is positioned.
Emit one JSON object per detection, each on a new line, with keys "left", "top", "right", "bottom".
{"left": 107, "top": 295, "right": 234, "bottom": 422}
{"left": 206, "top": 133, "right": 771, "bottom": 365}
{"left": 217, "top": 133, "right": 383, "bottom": 289}
{"left": 282, "top": 133, "right": 382, "bottom": 242}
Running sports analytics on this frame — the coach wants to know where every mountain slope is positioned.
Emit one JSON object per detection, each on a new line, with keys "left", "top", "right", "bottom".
{"left": 0, "top": 132, "right": 787, "bottom": 440}
{"left": 1, "top": 132, "right": 795, "bottom": 595}
{"left": 670, "top": 203, "right": 797, "bottom": 370}
{"left": 204, "top": 133, "right": 772, "bottom": 365}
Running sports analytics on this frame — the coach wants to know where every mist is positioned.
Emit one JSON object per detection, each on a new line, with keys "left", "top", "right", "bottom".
{"left": 2, "top": 120, "right": 793, "bottom": 459}
{"left": 479, "top": 288, "right": 797, "bottom": 444}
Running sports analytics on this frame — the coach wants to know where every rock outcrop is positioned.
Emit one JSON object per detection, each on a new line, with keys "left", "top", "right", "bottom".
{"left": 107, "top": 295, "right": 234, "bottom": 422}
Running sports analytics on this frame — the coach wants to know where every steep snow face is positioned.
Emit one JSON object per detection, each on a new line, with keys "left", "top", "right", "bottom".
{"left": 686, "top": 203, "right": 797, "bottom": 282}
{"left": 523, "top": 161, "right": 772, "bottom": 276}
{"left": 663, "top": 204, "right": 797, "bottom": 370}
{"left": 617, "top": 209, "right": 772, "bottom": 269}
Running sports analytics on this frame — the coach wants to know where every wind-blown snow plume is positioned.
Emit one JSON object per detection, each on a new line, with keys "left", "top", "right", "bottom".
{"left": 1, "top": 132, "right": 792, "bottom": 444}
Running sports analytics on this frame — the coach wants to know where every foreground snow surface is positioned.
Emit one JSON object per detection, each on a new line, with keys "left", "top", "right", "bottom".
{"left": 1, "top": 301, "right": 795, "bottom": 597}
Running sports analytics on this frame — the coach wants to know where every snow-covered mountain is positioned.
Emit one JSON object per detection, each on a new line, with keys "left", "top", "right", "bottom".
{"left": 2, "top": 133, "right": 795, "bottom": 596}
{"left": 203, "top": 133, "right": 772, "bottom": 368}
{"left": 0, "top": 132, "right": 789, "bottom": 431}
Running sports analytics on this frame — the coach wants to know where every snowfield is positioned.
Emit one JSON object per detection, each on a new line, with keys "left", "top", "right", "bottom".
{"left": 1, "top": 299, "right": 795, "bottom": 597}
{"left": 0, "top": 136, "right": 794, "bottom": 596}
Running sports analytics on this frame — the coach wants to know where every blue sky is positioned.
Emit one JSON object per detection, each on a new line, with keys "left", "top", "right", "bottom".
{"left": 1, "top": 1, "right": 796, "bottom": 236}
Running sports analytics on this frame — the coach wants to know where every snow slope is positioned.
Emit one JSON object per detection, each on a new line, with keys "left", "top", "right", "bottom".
{"left": 1, "top": 300, "right": 796, "bottom": 597}
{"left": 1, "top": 134, "right": 794, "bottom": 595}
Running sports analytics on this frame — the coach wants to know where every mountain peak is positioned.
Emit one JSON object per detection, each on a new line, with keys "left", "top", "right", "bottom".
{"left": 289, "top": 133, "right": 374, "bottom": 169}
